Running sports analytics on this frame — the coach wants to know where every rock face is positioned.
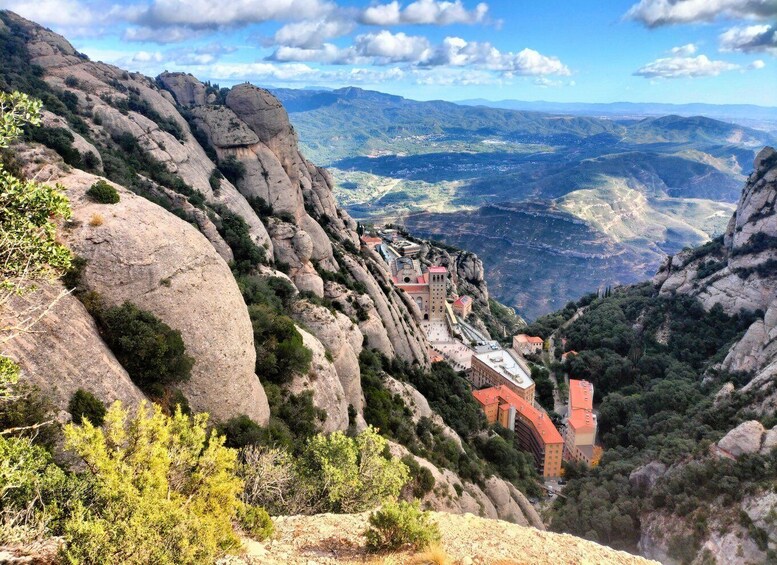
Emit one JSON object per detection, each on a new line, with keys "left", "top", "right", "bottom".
{"left": 229, "top": 510, "right": 657, "bottom": 565}
{"left": 717, "top": 420, "right": 766, "bottom": 457}
{"left": 1, "top": 282, "right": 145, "bottom": 411}
{"left": 59, "top": 169, "right": 270, "bottom": 425}
{"left": 655, "top": 146, "right": 777, "bottom": 318}
{"left": 291, "top": 301, "right": 363, "bottom": 414}
{"left": 156, "top": 72, "right": 208, "bottom": 107}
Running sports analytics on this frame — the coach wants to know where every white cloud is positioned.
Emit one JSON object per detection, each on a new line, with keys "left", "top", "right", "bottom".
{"left": 122, "top": 25, "right": 205, "bottom": 43}
{"left": 354, "top": 30, "right": 432, "bottom": 62}
{"left": 360, "top": 0, "right": 489, "bottom": 26}
{"left": 134, "top": 0, "right": 335, "bottom": 28}
{"left": 132, "top": 50, "right": 164, "bottom": 63}
{"left": 719, "top": 24, "right": 777, "bottom": 54}
{"left": 749, "top": 58, "right": 766, "bottom": 68}
{"left": 634, "top": 54, "right": 739, "bottom": 78}
{"left": 268, "top": 31, "right": 570, "bottom": 76}
{"left": 625, "top": 0, "right": 776, "bottom": 27}
{"left": 272, "top": 18, "right": 354, "bottom": 48}
{"left": 2, "top": 0, "right": 98, "bottom": 26}
{"left": 670, "top": 43, "right": 697, "bottom": 55}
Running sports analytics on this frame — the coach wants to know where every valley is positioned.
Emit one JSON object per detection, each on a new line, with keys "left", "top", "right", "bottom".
{"left": 274, "top": 87, "right": 773, "bottom": 319}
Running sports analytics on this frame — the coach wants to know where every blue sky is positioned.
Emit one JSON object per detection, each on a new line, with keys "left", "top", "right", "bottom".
{"left": 2, "top": 0, "right": 776, "bottom": 105}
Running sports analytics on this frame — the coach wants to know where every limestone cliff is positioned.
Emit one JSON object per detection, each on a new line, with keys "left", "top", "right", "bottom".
{"left": 654, "top": 146, "right": 777, "bottom": 418}
{"left": 0, "top": 10, "right": 544, "bottom": 531}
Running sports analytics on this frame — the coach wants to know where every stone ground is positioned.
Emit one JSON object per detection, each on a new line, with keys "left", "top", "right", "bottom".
{"left": 220, "top": 511, "right": 659, "bottom": 565}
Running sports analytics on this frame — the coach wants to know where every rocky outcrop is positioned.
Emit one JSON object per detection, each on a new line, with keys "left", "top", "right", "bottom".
{"left": 233, "top": 510, "right": 658, "bottom": 565}
{"left": 291, "top": 301, "right": 363, "bottom": 415}
{"left": 717, "top": 420, "right": 776, "bottom": 457}
{"left": 156, "top": 72, "right": 208, "bottom": 107}
{"left": 288, "top": 328, "right": 349, "bottom": 433}
{"left": 383, "top": 375, "right": 462, "bottom": 451}
{"left": 717, "top": 420, "right": 766, "bottom": 457}
{"left": 57, "top": 168, "right": 270, "bottom": 425}
{"left": 1, "top": 282, "right": 145, "bottom": 412}
{"left": 629, "top": 461, "right": 667, "bottom": 493}
{"left": 655, "top": 146, "right": 777, "bottom": 317}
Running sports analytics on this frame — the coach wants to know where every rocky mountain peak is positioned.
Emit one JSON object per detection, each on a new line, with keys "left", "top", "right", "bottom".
{"left": 654, "top": 146, "right": 776, "bottom": 317}
{"left": 725, "top": 145, "right": 777, "bottom": 252}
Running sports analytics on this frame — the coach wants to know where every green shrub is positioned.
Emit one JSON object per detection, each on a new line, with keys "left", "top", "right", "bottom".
{"left": 217, "top": 211, "right": 266, "bottom": 274}
{"left": 97, "top": 302, "right": 194, "bottom": 390}
{"left": 219, "top": 414, "right": 265, "bottom": 449}
{"left": 209, "top": 168, "right": 222, "bottom": 192}
{"left": 0, "top": 435, "right": 75, "bottom": 544}
{"left": 238, "top": 504, "right": 274, "bottom": 541}
{"left": 301, "top": 426, "right": 409, "bottom": 513}
{"left": 60, "top": 401, "right": 242, "bottom": 564}
{"left": 68, "top": 389, "right": 106, "bottom": 426}
{"left": 86, "top": 179, "right": 120, "bottom": 204}
{"left": 249, "top": 304, "right": 311, "bottom": 384}
{"left": 364, "top": 501, "right": 440, "bottom": 551}
{"left": 219, "top": 155, "right": 246, "bottom": 185}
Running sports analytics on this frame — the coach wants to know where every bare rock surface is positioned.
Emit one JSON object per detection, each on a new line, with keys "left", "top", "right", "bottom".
{"left": 1, "top": 282, "right": 145, "bottom": 411}
{"left": 288, "top": 327, "right": 349, "bottom": 433}
{"left": 717, "top": 420, "right": 766, "bottom": 457}
{"left": 59, "top": 170, "right": 269, "bottom": 424}
{"left": 156, "top": 72, "right": 208, "bottom": 107}
{"left": 220, "top": 510, "right": 657, "bottom": 565}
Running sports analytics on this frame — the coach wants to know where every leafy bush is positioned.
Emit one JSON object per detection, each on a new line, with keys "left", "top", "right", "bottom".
{"left": 0, "top": 435, "right": 75, "bottom": 544}
{"left": 68, "top": 389, "right": 106, "bottom": 426}
{"left": 25, "top": 125, "right": 82, "bottom": 167}
{"left": 301, "top": 426, "right": 409, "bottom": 513}
{"left": 209, "top": 168, "right": 222, "bottom": 192}
{"left": 249, "top": 304, "right": 311, "bottom": 384}
{"left": 60, "top": 402, "right": 243, "bottom": 564}
{"left": 219, "top": 155, "right": 246, "bottom": 185}
{"left": 217, "top": 211, "right": 267, "bottom": 274}
{"left": 237, "top": 504, "right": 274, "bottom": 541}
{"left": 0, "top": 94, "right": 72, "bottom": 291}
{"left": 364, "top": 501, "right": 440, "bottom": 551}
{"left": 97, "top": 302, "right": 194, "bottom": 391}
{"left": 86, "top": 179, "right": 120, "bottom": 204}
{"left": 239, "top": 427, "right": 409, "bottom": 515}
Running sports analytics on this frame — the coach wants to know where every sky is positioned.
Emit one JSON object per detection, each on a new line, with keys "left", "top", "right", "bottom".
{"left": 2, "top": 0, "right": 776, "bottom": 105}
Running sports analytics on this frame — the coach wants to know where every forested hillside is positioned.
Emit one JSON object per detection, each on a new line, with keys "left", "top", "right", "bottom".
{"left": 541, "top": 146, "right": 777, "bottom": 564}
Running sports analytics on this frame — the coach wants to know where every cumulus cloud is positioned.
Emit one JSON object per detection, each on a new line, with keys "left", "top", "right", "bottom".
{"left": 268, "top": 31, "right": 570, "bottom": 75}
{"left": 670, "top": 43, "right": 697, "bottom": 55}
{"left": 132, "top": 0, "right": 335, "bottom": 29}
{"left": 719, "top": 24, "right": 777, "bottom": 54}
{"left": 122, "top": 25, "right": 205, "bottom": 43}
{"left": 272, "top": 18, "right": 354, "bottom": 48}
{"left": 360, "top": 0, "right": 489, "bottom": 26}
{"left": 625, "top": 0, "right": 776, "bottom": 27}
{"left": 749, "top": 58, "right": 766, "bottom": 68}
{"left": 2, "top": 0, "right": 99, "bottom": 26}
{"left": 634, "top": 54, "right": 739, "bottom": 77}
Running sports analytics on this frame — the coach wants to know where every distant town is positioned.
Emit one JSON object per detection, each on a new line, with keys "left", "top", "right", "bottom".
{"left": 361, "top": 227, "right": 602, "bottom": 482}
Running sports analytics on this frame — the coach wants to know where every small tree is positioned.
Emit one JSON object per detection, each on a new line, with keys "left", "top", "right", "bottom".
{"left": 60, "top": 401, "right": 243, "bottom": 564}
{"left": 86, "top": 180, "right": 120, "bottom": 204}
{"left": 364, "top": 500, "right": 440, "bottom": 551}
{"left": 97, "top": 302, "right": 194, "bottom": 390}
{"left": 68, "top": 389, "right": 106, "bottom": 426}
{"left": 301, "top": 426, "right": 409, "bottom": 513}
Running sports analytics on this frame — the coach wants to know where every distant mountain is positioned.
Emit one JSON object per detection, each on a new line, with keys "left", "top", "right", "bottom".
{"left": 272, "top": 86, "right": 775, "bottom": 319}
{"left": 457, "top": 98, "right": 777, "bottom": 126}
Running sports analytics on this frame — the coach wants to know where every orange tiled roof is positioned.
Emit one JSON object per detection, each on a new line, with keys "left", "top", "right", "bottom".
{"left": 473, "top": 386, "right": 562, "bottom": 444}
{"left": 515, "top": 334, "right": 543, "bottom": 344}
{"left": 454, "top": 295, "right": 472, "bottom": 306}
{"left": 569, "top": 379, "right": 594, "bottom": 411}
{"left": 428, "top": 266, "right": 447, "bottom": 273}
{"left": 568, "top": 409, "right": 597, "bottom": 433}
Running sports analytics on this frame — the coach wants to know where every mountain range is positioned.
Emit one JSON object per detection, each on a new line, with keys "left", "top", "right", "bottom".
{"left": 272, "top": 86, "right": 775, "bottom": 319}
